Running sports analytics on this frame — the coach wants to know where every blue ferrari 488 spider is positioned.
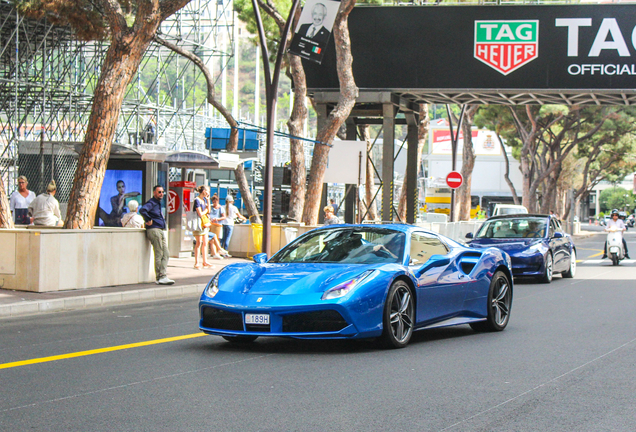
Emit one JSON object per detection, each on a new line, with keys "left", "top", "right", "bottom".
{"left": 199, "top": 224, "right": 513, "bottom": 348}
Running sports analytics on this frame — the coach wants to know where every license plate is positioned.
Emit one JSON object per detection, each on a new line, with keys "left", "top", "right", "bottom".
{"left": 245, "top": 313, "right": 269, "bottom": 325}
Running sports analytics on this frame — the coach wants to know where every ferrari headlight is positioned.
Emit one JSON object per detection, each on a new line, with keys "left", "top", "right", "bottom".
{"left": 205, "top": 272, "right": 221, "bottom": 298}
{"left": 322, "top": 270, "right": 374, "bottom": 300}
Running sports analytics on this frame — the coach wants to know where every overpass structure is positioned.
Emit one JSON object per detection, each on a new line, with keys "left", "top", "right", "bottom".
{"left": 304, "top": 4, "right": 636, "bottom": 223}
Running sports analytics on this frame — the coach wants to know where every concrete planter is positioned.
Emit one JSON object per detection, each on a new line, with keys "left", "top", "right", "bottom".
{"left": 0, "top": 227, "right": 154, "bottom": 292}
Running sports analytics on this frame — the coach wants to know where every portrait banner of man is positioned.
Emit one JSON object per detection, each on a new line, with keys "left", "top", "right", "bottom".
{"left": 288, "top": 0, "right": 339, "bottom": 64}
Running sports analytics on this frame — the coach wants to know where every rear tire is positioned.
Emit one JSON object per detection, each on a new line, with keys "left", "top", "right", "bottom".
{"left": 470, "top": 270, "right": 512, "bottom": 332}
{"left": 222, "top": 335, "right": 258, "bottom": 343}
{"left": 379, "top": 281, "right": 415, "bottom": 349}
{"left": 611, "top": 254, "right": 619, "bottom": 266}
{"left": 562, "top": 250, "right": 576, "bottom": 278}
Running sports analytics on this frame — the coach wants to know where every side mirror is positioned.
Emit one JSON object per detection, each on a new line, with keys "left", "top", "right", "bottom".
{"left": 552, "top": 232, "right": 564, "bottom": 239}
{"left": 252, "top": 253, "right": 268, "bottom": 264}
{"left": 416, "top": 254, "right": 451, "bottom": 276}
{"left": 465, "top": 232, "right": 474, "bottom": 239}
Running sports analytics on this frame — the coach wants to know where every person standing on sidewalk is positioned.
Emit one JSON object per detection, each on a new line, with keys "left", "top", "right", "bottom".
{"left": 139, "top": 185, "right": 174, "bottom": 285}
{"left": 220, "top": 195, "right": 246, "bottom": 252}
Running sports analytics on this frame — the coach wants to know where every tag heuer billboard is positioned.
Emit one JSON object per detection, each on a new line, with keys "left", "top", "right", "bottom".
{"left": 304, "top": 5, "right": 636, "bottom": 91}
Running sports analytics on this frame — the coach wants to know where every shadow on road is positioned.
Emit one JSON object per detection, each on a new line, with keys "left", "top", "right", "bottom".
{"left": 182, "top": 324, "right": 479, "bottom": 355}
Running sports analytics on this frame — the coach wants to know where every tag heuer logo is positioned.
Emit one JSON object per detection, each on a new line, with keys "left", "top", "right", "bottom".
{"left": 475, "top": 20, "right": 538, "bottom": 75}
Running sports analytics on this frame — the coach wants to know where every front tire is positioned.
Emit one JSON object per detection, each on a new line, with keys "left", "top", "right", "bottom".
{"left": 539, "top": 252, "right": 553, "bottom": 283}
{"left": 380, "top": 281, "right": 415, "bottom": 349}
{"left": 470, "top": 270, "right": 512, "bottom": 332}
{"left": 562, "top": 250, "right": 576, "bottom": 278}
{"left": 611, "top": 253, "right": 619, "bottom": 266}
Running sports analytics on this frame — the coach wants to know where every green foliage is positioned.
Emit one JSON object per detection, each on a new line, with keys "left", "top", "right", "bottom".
{"left": 599, "top": 187, "right": 635, "bottom": 213}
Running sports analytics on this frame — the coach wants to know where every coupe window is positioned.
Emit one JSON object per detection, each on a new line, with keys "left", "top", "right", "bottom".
{"left": 270, "top": 228, "right": 405, "bottom": 264}
{"left": 476, "top": 217, "right": 547, "bottom": 239}
{"left": 409, "top": 233, "right": 449, "bottom": 265}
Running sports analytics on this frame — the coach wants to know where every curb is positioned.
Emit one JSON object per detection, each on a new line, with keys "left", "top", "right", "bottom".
{"left": 0, "top": 283, "right": 206, "bottom": 319}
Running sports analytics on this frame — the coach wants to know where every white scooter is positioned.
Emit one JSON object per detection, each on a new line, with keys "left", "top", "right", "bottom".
{"left": 606, "top": 227, "right": 625, "bottom": 266}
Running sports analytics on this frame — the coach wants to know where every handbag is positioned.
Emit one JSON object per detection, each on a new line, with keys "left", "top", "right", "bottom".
{"left": 186, "top": 210, "right": 202, "bottom": 232}
{"left": 201, "top": 214, "right": 211, "bottom": 228}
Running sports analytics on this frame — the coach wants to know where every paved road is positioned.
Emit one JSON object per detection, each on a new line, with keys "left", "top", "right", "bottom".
{"left": 1, "top": 233, "right": 635, "bottom": 431}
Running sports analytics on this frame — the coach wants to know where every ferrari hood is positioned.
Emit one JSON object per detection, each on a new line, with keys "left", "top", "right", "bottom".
{"left": 469, "top": 238, "right": 541, "bottom": 252}
{"left": 220, "top": 263, "right": 378, "bottom": 296}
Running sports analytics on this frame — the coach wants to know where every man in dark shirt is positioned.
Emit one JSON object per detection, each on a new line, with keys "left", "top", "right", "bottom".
{"left": 139, "top": 185, "right": 174, "bottom": 285}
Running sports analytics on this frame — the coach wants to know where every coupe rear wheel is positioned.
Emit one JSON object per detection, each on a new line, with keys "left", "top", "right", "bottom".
{"left": 562, "top": 250, "right": 576, "bottom": 278}
{"left": 539, "top": 253, "right": 553, "bottom": 283}
{"left": 470, "top": 270, "right": 512, "bottom": 332}
{"left": 380, "top": 281, "right": 414, "bottom": 349}
{"left": 222, "top": 335, "right": 258, "bottom": 343}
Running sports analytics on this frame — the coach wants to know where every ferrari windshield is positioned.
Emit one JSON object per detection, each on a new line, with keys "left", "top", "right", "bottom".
{"left": 476, "top": 217, "right": 547, "bottom": 239}
{"left": 270, "top": 227, "right": 405, "bottom": 264}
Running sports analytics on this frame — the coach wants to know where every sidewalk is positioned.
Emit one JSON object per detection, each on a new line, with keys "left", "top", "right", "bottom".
{"left": 0, "top": 255, "right": 248, "bottom": 319}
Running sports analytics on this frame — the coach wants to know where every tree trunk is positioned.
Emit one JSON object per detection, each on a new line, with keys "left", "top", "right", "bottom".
{"left": 457, "top": 105, "right": 477, "bottom": 221}
{"left": 64, "top": 0, "right": 191, "bottom": 228}
{"left": 65, "top": 32, "right": 158, "bottom": 228}
{"left": 0, "top": 176, "right": 14, "bottom": 228}
{"left": 360, "top": 124, "right": 377, "bottom": 221}
{"left": 286, "top": 54, "right": 308, "bottom": 222}
{"left": 397, "top": 104, "right": 429, "bottom": 221}
{"left": 498, "top": 134, "right": 519, "bottom": 205}
{"left": 154, "top": 36, "right": 261, "bottom": 223}
{"left": 301, "top": 0, "right": 358, "bottom": 225}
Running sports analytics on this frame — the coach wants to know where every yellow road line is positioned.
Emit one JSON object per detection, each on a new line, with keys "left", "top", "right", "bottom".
{"left": 588, "top": 251, "right": 603, "bottom": 258}
{"left": 0, "top": 333, "right": 206, "bottom": 370}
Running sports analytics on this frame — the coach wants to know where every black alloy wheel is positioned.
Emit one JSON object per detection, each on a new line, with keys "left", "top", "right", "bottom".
{"left": 380, "top": 281, "right": 415, "bottom": 349}
{"left": 470, "top": 270, "right": 512, "bottom": 332}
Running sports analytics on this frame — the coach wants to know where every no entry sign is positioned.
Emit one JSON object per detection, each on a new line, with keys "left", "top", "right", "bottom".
{"left": 446, "top": 171, "right": 463, "bottom": 189}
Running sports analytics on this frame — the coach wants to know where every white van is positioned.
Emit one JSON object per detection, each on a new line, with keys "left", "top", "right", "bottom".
{"left": 491, "top": 204, "right": 529, "bottom": 216}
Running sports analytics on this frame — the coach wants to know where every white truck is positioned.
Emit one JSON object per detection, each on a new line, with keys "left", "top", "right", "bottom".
{"left": 491, "top": 204, "right": 528, "bottom": 216}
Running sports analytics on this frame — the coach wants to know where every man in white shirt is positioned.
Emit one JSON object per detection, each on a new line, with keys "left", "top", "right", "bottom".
{"left": 9, "top": 175, "right": 36, "bottom": 224}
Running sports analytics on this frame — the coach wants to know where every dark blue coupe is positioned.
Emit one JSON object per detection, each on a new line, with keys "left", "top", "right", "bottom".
{"left": 466, "top": 214, "right": 576, "bottom": 283}
{"left": 199, "top": 224, "right": 513, "bottom": 348}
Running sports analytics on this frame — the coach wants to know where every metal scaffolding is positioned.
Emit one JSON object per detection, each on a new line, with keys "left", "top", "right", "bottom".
{"left": 0, "top": 0, "right": 237, "bottom": 199}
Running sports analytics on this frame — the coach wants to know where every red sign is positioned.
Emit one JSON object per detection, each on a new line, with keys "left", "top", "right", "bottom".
{"left": 168, "top": 190, "right": 180, "bottom": 214}
{"left": 446, "top": 171, "right": 463, "bottom": 189}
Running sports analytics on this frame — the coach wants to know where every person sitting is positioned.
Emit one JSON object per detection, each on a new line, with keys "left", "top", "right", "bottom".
{"left": 603, "top": 209, "right": 629, "bottom": 259}
{"left": 323, "top": 205, "right": 341, "bottom": 225}
{"left": 493, "top": 223, "right": 515, "bottom": 238}
{"left": 28, "top": 180, "right": 63, "bottom": 227}
{"left": 120, "top": 200, "right": 145, "bottom": 228}
{"left": 10, "top": 175, "right": 36, "bottom": 224}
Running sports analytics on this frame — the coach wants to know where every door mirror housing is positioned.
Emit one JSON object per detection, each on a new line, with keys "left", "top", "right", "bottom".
{"left": 465, "top": 232, "right": 474, "bottom": 239}
{"left": 252, "top": 253, "right": 268, "bottom": 264}
{"left": 416, "top": 254, "right": 451, "bottom": 276}
{"left": 552, "top": 232, "right": 564, "bottom": 239}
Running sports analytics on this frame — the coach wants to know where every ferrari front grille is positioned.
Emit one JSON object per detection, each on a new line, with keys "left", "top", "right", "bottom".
{"left": 282, "top": 310, "right": 348, "bottom": 333}
{"left": 201, "top": 307, "right": 243, "bottom": 331}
